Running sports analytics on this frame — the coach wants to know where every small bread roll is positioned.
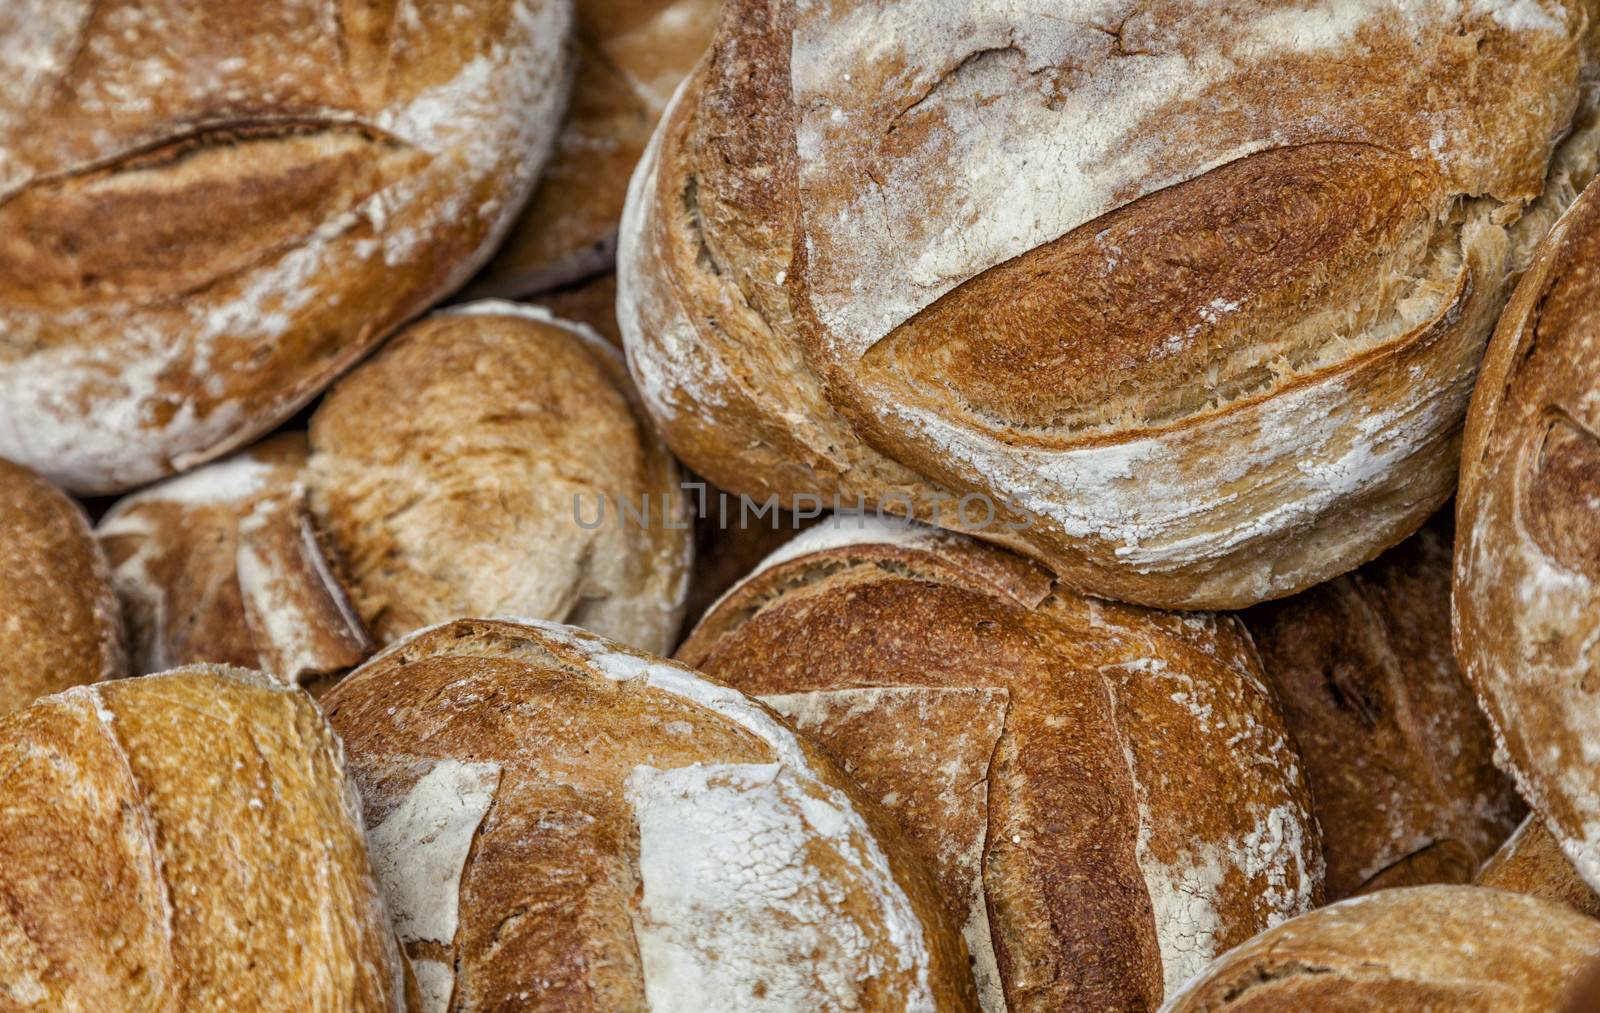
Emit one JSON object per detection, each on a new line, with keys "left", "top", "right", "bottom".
{"left": 0, "top": 459, "right": 124, "bottom": 712}
{"left": 0, "top": 667, "right": 407, "bottom": 1009}
{"left": 620, "top": 0, "right": 1600, "bottom": 609}
{"left": 677, "top": 515, "right": 1322, "bottom": 1012}
{"left": 322, "top": 617, "right": 977, "bottom": 1011}
{"left": 101, "top": 304, "right": 689, "bottom": 682}
{"left": 1161, "top": 886, "right": 1600, "bottom": 1012}
{"left": 1479, "top": 816, "right": 1600, "bottom": 919}
{"left": 0, "top": 0, "right": 573, "bottom": 494}
{"left": 1244, "top": 518, "right": 1523, "bottom": 900}
{"left": 1455, "top": 178, "right": 1600, "bottom": 890}
{"left": 473, "top": 0, "right": 720, "bottom": 296}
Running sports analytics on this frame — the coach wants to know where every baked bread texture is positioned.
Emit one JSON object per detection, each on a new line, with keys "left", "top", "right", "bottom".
{"left": 1455, "top": 177, "right": 1600, "bottom": 892}
{"left": 1479, "top": 815, "right": 1600, "bottom": 919}
{"left": 0, "top": 0, "right": 573, "bottom": 494}
{"left": 473, "top": 0, "right": 720, "bottom": 296}
{"left": 100, "top": 303, "right": 691, "bottom": 684}
{"left": 677, "top": 515, "right": 1322, "bottom": 1012}
{"left": 0, "top": 666, "right": 408, "bottom": 1009}
{"left": 621, "top": 0, "right": 1600, "bottom": 609}
{"left": 0, "top": 459, "right": 125, "bottom": 713}
{"left": 1161, "top": 885, "right": 1600, "bottom": 1011}
{"left": 1244, "top": 516, "right": 1523, "bottom": 900}
{"left": 321, "top": 617, "right": 978, "bottom": 1011}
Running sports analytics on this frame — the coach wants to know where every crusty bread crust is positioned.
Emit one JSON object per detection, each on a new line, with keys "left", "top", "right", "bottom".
{"left": 472, "top": 0, "right": 720, "bottom": 297}
{"left": 678, "top": 516, "right": 1322, "bottom": 1011}
{"left": 1162, "top": 886, "right": 1600, "bottom": 1011}
{"left": 0, "top": 0, "right": 573, "bottom": 493}
{"left": 0, "top": 459, "right": 124, "bottom": 713}
{"left": 1479, "top": 815, "right": 1600, "bottom": 919}
{"left": 1455, "top": 177, "right": 1600, "bottom": 892}
{"left": 621, "top": 0, "right": 1600, "bottom": 609}
{"left": 323, "top": 617, "right": 978, "bottom": 1010}
{"left": 0, "top": 666, "right": 407, "bottom": 1008}
{"left": 1244, "top": 517, "right": 1522, "bottom": 900}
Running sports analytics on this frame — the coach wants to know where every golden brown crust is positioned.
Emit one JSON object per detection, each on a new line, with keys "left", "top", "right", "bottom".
{"left": 1454, "top": 178, "right": 1600, "bottom": 891}
{"left": 0, "top": 666, "right": 407, "bottom": 1009}
{"left": 0, "top": 0, "right": 573, "bottom": 494}
{"left": 1163, "top": 886, "right": 1600, "bottom": 1012}
{"left": 471, "top": 0, "right": 720, "bottom": 297}
{"left": 322, "top": 617, "right": 978, "bottom": 1011}
{"left": 1244, "top": 517, "right": 1523, "bottom": 900}
{"left": 677, "top": 518, "right": 1322, "bottom": 1012}
{"left": 531, "top": 272, "right": 624, "bottom": 347}
{"left": 1479, "top": 816, "right": 1600, "bottom": 919}
{"left": 0, "top": 459, "right": 124, "bottom": 713}
{"left": 622, "top": 0, "right": 1600, "bottom": 609}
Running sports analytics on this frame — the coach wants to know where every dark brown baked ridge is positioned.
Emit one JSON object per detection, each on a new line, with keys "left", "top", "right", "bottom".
{"left": 1244, "top": 516, "right": 1523, "bottom": 900}
{"left": 0, "top": 0, "right": 573, "bottom": 493}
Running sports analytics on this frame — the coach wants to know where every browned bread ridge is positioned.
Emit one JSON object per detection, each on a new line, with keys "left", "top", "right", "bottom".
{"left": 1455, "top": 178, "right": 1600, "bottom": 892}
{"left": 1243, "top": 516, "right": 1523, "bottom": 900}
{"left": 1160, "top": 885, "right": 1600, "bottom": 1011}
{"left": 321, "top": 617, "right": 978, "bottom": 1011}
{"left": 0, "top": 666, "right": 408, "bottom": 1009}
{"left": 472, "top": 0, "right": 720, "bottom": 296}
{"left": 98, "top": 303, "right": 691, "bottom": 684}
{"left": 676, "top": 515, "right": 1323, "bottom": 1012}
{"left": 0, "top": 0, "right": 574, "bottom": 494}
{"left": 1479, "top": 815, "right": 1600, "bottom": 918}
{"left": 620, "top": 0, "right": 1600, "bottom": 609}
{"left": 0, "top": 459, "right": 125, "bottom": 713}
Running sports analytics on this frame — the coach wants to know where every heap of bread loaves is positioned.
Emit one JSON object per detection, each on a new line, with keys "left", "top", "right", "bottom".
{"left": 6, "top": 1, "right": 1600, "bottom": 1010}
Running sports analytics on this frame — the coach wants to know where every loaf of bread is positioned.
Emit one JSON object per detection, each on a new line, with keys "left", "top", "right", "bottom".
{"left": 322, "top": 617, "right": 977, "bottom": 1010}
{"left": 1455, "top": 178, "right": 1600, "bottom": 891}
{"left": 1244, "top": 516, "right": 1522, "bottom": 900}
{"left": 100, "top": 304, "right": 691, "bottom": 683}
{"left": 0, "top": 0, "right": 573, "bottom": 494}
{"left": 677, "top": 515, "right": 1322, "bottom": 1011}
{"left": 1162, "top": 885, "right": 1600, "bottom": 1011}
{"left": 620, "top": 0, "right": 1600, "bottom": 609}
{"left": 0, "top": 459, "right": 124, "bottom": 713}
{"left": 1479, "top": 816, "right": 1600, "bottom": 919}
{"left": 472, "top": 0, "right": 720, "bottom": 296}
{"left": 0, "top": 666, "right": 407, "bottom": 1008}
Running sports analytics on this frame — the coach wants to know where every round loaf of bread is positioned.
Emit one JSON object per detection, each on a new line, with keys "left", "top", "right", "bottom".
{"left": 0, "top": 459, "right": 124, "bottom": 713}
{"left": 1479, "top": 816, "right": 1600, "bottom": 919}
{"left": 677, "top": 515, "right": 1322, "bottom": 1011}
{"left": 621, "top": 0, "right": 1600, "bottom": 609}
{"left": 99, "top": 303, "right": 691, "bottom": 681}
{"left": 0, "top": 666, "right": 407, "bottom": 1008}
{"left": 1161, "top": 885, "right": 1600, "bottom": 1011}
{"left": 473, "top": 0, "right": 720, "bottom": 296}
{"left": 1244, "top": 517, "right": 1522, "bottom": 900}
{"left": 1455, "top": 178, "right": 1600, "bottom": 890}
{"left": 0, "top": 0, "right": 573, "bottom": 494}
{"left": 321, "top": 617, "right": 977, "bottom": 1011}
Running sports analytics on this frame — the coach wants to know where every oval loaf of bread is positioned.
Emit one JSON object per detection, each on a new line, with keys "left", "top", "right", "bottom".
{"left": 1244, "top": 517, "right": 1522, "bottom": 900}
{"left": 620, "top": 0, "right": 1600, "bottom": 609}
{"left": 1455, "top": 177, "right": 1600, "bottom": 893}
{"left": 1161, "top": 885, "right": 1600, "bottom": 1011}
{"left": 0, "top": 459, "right": 125, "bottom": 713}
{"left": 0, "top": 666, "right": 408, "bottom": 1009}
{"left": 678, "top": 515, "right": 1323, "bottom": 1011}
{"left": 0, "top": 0, "right": 573, "bottom": 494}
{"left": 99, "top": 303, "right": 692, "bottom": 683}
{"left": 322, "top": 616, "right": 979, "bottom": 1012}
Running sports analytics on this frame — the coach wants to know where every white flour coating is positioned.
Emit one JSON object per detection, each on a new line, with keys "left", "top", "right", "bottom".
{"left": 366, "top": 759, "right": 502, "bottom": 991}
{"left": 618, "top": 75, "right": 734, "bottom": 424}
{"left": 0, "top": 0, "right": 571, "bottom": 493}
{"left": 627, "top": 762, "right": 936, "bottom": 1012}
{"left": 788, "top": 0, "right": 1559, "bottom": 353}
